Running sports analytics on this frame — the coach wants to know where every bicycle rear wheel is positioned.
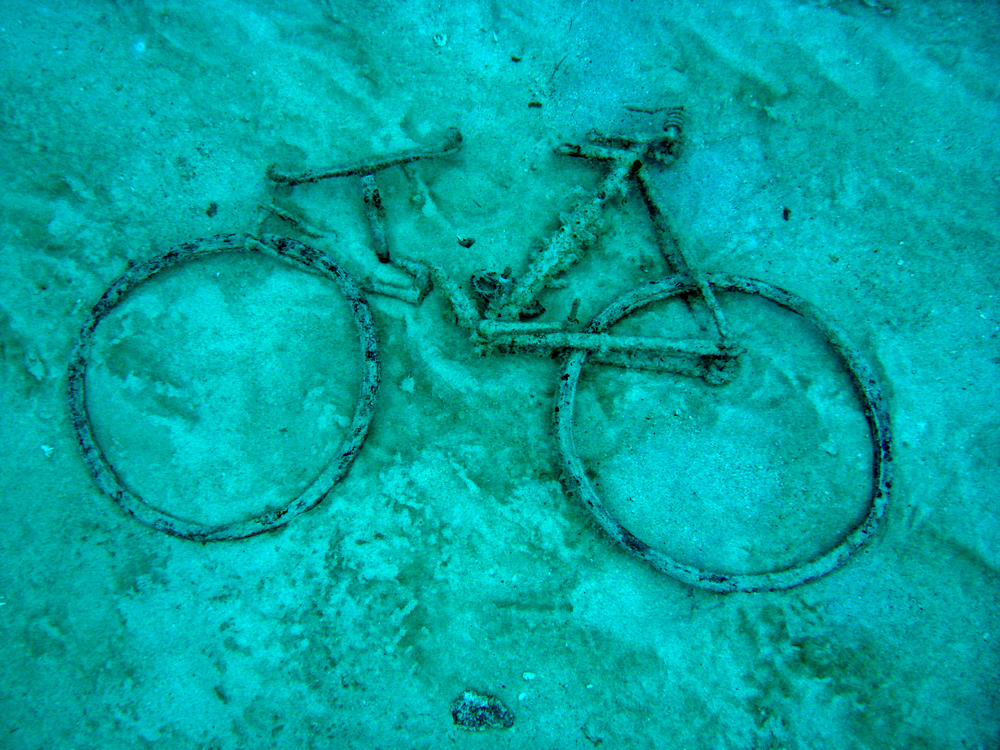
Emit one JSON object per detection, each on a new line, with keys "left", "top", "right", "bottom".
{"left": 67, "top": 233, "right": 380, "bottom": 541}
{"left": 553, "top": 274, "right": 891, "bottom": 593}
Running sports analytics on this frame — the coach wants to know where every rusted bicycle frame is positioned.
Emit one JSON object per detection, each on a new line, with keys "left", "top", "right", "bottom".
{"left": 69, "top": 109, "right": 892, "bottom": 592}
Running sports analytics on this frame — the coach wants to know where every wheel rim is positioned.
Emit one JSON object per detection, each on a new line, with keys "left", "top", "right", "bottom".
{"left": 67, "top": 233, "right": 380, "bottom": 541}
{"left": 554, "top": 274, "right": 892, "bottom": 593}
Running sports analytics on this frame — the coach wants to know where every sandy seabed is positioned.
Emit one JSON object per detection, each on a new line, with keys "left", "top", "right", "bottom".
{"left": 1, "top": 1, "right": 998, "bottom": 748}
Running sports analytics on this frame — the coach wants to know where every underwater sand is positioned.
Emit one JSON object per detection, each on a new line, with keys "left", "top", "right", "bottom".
{"left": 1, "top": 0, "right": 998, "bottom": 747}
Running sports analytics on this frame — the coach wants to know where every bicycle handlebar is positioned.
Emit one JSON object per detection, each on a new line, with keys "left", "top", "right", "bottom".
{"left": 267, "top": 127, "right": 463, "bottom": 186}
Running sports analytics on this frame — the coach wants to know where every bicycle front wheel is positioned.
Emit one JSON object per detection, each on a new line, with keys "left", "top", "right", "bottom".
{"left": 67, "top": 233, "right": 380, "bottom": 541}
{"left": 553, "top": 274, "right": 891, "bottom": 593}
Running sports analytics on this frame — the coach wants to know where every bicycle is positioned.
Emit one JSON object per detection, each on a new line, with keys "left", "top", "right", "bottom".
{"left": 67, "top": 109, "right": 892, "bottom": 593}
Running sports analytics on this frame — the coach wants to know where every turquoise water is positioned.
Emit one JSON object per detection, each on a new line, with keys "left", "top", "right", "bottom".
{"left": 1, "top": 1, "right": 998, "bottom": 747}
